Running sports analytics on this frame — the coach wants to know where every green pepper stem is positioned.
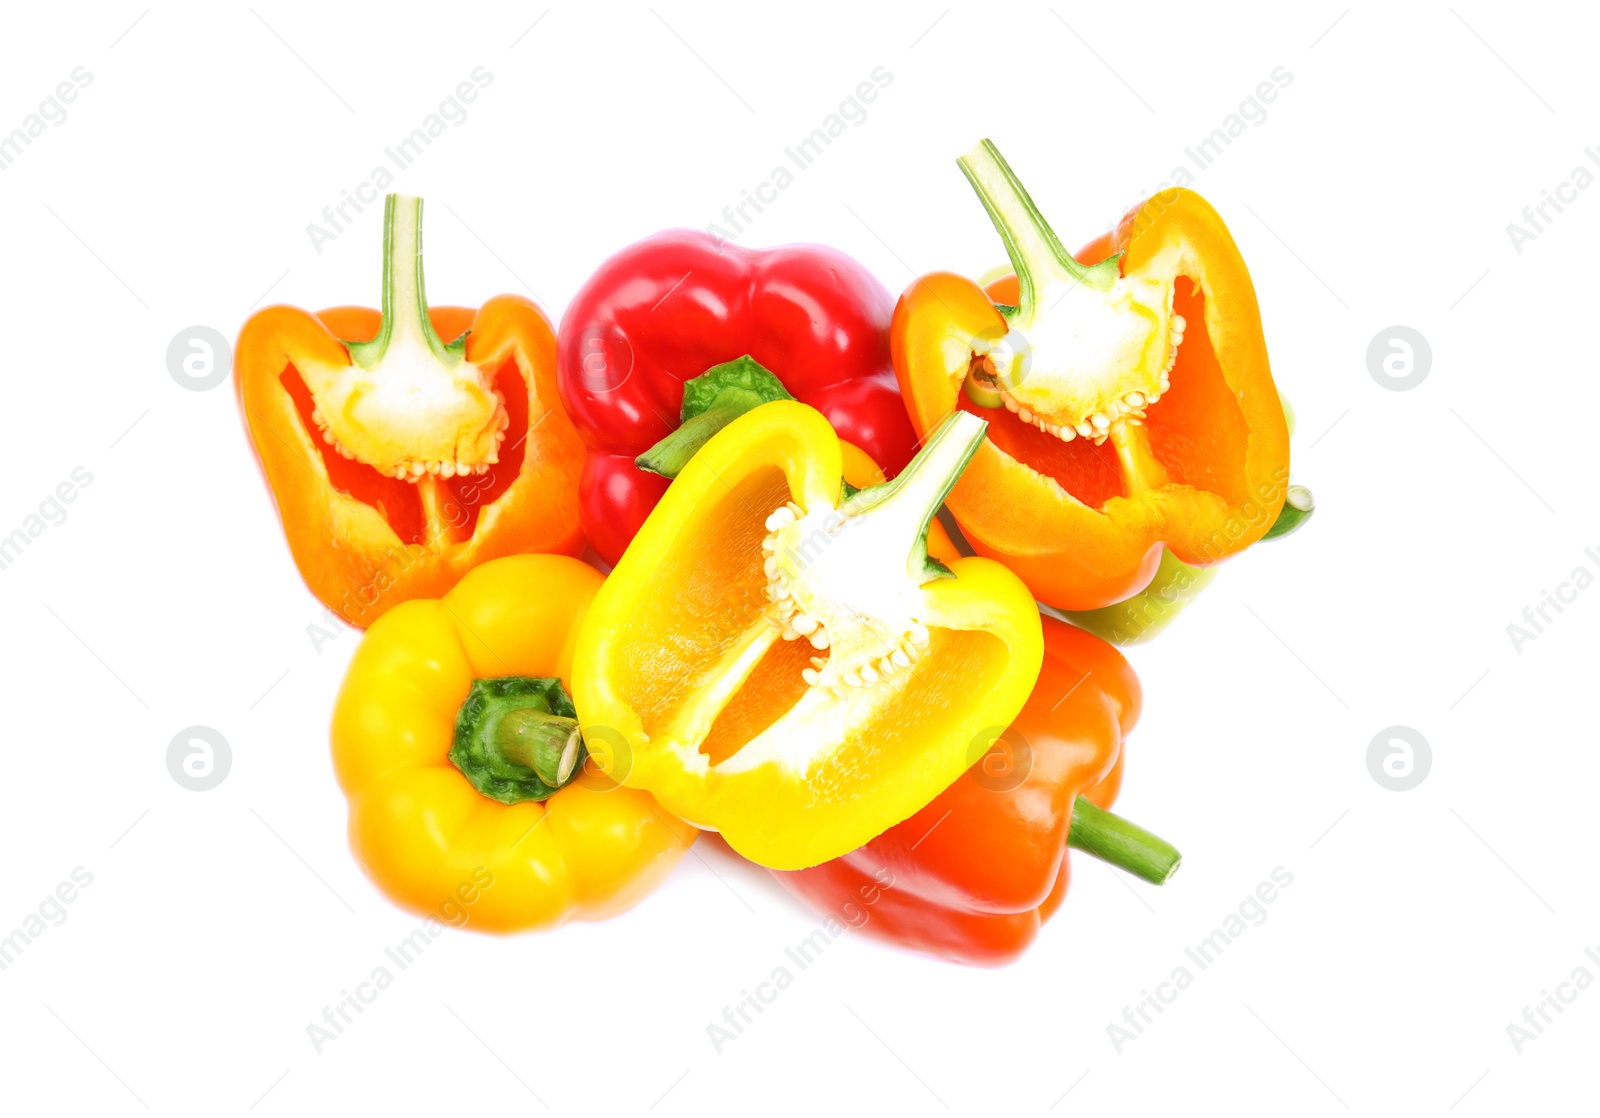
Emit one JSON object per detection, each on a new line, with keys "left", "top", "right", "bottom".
{"left": 1067, "top": 795, "right": 1182, "bottom": 885}
{"left": 494, "top": 708, "right": 584, "bottom": 788}
{"left": 842, "top": 409, "right": 987, "bottom": 582}
{"left": 636, "top": 356, "right": 796, "bottom": 479}
{"left": 956, "top": 140, "right": 1121, "bottom": 315}
{"left": 345, "top": 194, "right": 457, "bottom": 369}
{"left": 449, "top": 677, "right": 586, "bottom": 804}
{"left": 1263, "top": 485, "right": 1315, "bottom": 541}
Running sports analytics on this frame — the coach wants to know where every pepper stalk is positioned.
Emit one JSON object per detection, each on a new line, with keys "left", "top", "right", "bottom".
{"left": 298, "top": 194, "right": 510, "bottom": 532}
{"left": 1068, "top": 796, "right": 1181, "bottom": 885}
{"left": 345, "top": 195, "right": 465, "bottom": 370}
{"left": 449, "top": 676, "right": 587, "bottom": 803}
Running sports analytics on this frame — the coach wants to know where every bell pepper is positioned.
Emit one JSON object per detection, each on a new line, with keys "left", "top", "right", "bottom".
{"left": 892, "top": 141, "right": 1291, "bottom": 611}
{"left": 571, "top": 399, "right": 1043, "bottom": 870}
{"left": 237, "top": 194, "right": 584, "bottom": 629}
{"left": 331, "top": 553, "right": 692, "bottom": 931}
{"left": 555, "top": 229, "right": 920, "bottom": 566}
{"left": 774, "top": 615, "right": 1178, "bottom": 966}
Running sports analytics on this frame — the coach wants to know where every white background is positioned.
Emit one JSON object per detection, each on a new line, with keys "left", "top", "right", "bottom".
{"left": 0, "top": 2, "right": 1593, "bottom": 1114}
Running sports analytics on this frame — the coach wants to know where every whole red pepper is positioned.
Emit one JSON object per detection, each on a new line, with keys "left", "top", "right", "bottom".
{"left": 772, "top": 615, "right": 1169, "bottom": 967}
{"left": 555, "top": 229, "right": 920, "bottom": 565}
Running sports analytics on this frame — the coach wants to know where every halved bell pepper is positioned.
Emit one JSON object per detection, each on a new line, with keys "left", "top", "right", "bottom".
{"left": 774, "top": 615, "right": 1177, "bottom": 966}
{"left": 571, "top": 400, "right": 1043, "bottom": 870}
{"left": 332, "top": 554, "right": 692, "bottom": 931}
{"left": 237, "top": 195, "right": 584, "bottom": 628}
{"left": 892, "top": 141, "right": 1291, "bottom": 611}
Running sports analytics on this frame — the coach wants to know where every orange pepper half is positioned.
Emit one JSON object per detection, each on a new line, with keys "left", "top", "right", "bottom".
{"left": 237, "top": 195, "right": 583, "bottom": 628}
{"left": 892, "top": 141, "right": 1291, "bottom": 610}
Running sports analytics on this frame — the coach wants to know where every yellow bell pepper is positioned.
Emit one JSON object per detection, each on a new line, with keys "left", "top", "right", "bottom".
{"left": 572, "top": 400, "right": 1043, "bottom": 871}
{"left": 332, "top": 553, "right": 693, "bottom": 931}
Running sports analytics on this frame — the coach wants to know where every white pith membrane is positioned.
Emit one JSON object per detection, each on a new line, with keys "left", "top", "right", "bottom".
{"left": 973, "top": 275, "right": 1183, "bottom": 447}
{"left": 301, "top": 351, "right": 510, "bottom": 479}
{"left": 667, "top": 413, "right": 985, "bottom": 779}
{"left": 761, "top": 500, "right": 932, "bottom": 698}
{"left": 295, "top": 193, "right": 511, "bottom": 481}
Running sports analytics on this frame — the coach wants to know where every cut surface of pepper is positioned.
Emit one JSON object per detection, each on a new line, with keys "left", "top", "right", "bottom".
{"left": 893, "top": 141, "right": 1291, "bottom": 611}
{"left": 301, "top": 196, "right": 509, "bottom": 480}
{"left": 957, "top": 141, "right": 1179, "bottom": 446}
{"left": 236, "top": 194, "right": 583, "bottom": 628}
{"left": 571, "top": 400, "right": 1043, "bottom": 870}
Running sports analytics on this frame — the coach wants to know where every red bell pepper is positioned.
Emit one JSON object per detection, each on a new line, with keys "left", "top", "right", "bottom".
{"left": 771, "top": 615, "right": 1177, "bottom": 966}
{"left": 555, "top": 229, "right": 920, "bottom": 565}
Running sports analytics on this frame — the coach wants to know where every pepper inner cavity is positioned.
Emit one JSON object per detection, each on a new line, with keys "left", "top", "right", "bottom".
{"left": 755, "top": 409, "right": 983, "bottom": 698}
{"left": 665, "top": 411, "right": 984, "bottom": 757}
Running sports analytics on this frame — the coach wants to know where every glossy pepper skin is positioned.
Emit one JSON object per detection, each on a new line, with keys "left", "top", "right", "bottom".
{"left": 893, "top": 153, "right": 1291, "bottom": 611}
{"left": 555, "top": 229, "right": 920, "bottom": 566}
{"left": 571, "top": 400, "right": 1043, "bottom": 871}
{"left": 773, "top": 615, "right": 1136, "bottom": 966}
{"left": 331, "top": 554, "right": 692, "bottom": 931}
{"left": 238, "top": 196, "right": 584, "bottom": 629}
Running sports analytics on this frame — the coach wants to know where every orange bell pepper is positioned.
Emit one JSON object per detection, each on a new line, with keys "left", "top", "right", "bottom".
{"left": 892, "top": 141, "right": 1291, "bottom": 610}
{"left": 237, "top": 195, "right": 584, "bottom": 628}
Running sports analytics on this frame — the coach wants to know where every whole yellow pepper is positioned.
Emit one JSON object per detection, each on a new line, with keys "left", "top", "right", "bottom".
{"left": 332, "top": 554, "right": 693, "bottom": 931}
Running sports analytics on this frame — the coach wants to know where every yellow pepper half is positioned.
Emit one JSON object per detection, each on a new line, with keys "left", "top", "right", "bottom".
{"left": 332, "top": 554, "right": 693, "bottom": 931}
{"left": 572, "top": 401, "right": 1043, "bottom": 871}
